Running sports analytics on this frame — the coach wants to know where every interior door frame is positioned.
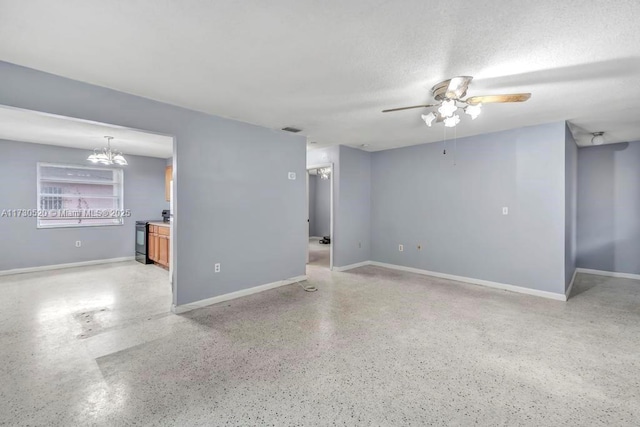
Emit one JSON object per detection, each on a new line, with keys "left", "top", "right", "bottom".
{"left": 307, "top": 163, "right": 334, "bottom": 271}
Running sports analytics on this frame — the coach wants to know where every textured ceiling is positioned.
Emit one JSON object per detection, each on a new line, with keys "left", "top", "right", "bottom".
{"left": 0, "top": 106, "right": 173, "bottom": 158}
{"left": 1, "top": 0, "right": 639, "bottom": 151}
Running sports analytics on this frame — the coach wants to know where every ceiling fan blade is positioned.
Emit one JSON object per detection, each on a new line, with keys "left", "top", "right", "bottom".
{"left": 382, "top": 104, "right": 436, "bottom": 113}
{"left": 465, "top": 93, "right": 531, "bottom": 105}
{"left": 445, "top": 76, "right": 473, "bottom": 99}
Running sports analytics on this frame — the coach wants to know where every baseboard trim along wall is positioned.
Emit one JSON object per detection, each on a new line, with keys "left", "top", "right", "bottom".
{"left": 333, "top": 261, "right": 371, "bottom": 272}
{"left": 576, "top": 268, "right": 640, "bottom": 281}
{"left": 171, "top": 275, "right": 308, "bottom": 314}
{"left": 0, "top": 257, "right": 135, "bottom": 277}
{"left": 336, "top": 260, "right": 567, "bottom": 301}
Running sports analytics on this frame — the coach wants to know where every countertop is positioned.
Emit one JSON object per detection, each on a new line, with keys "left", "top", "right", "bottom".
{"left": 148, "top": 221, "right": 170, "bottom": 227}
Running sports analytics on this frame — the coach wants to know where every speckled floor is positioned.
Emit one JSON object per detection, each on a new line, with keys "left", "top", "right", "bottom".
{"left": 1, "top": 261, "right": 639, "bottom": 425}
{"left": 308, "top": 237, "right": 330, "bottom": 267}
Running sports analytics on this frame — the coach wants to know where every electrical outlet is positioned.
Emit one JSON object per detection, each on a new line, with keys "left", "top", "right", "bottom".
{"left": 399, "top": 244, "right": 404, "bottom": 252}
{"left": 288, "top": 172, "right": 296, "bottom": 180}
{"left": 214, "top": 263, "right": 221, "bottom": 273}
{"left": 75, "top": 241, "right": 82, "bottom": 247}
{"left": 502, "top": 207, "right": 509, "bottom": 215}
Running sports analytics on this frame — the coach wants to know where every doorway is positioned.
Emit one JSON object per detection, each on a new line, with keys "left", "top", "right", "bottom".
{"left": 307, "top": 164, "right": 333, "bottom": 269}
{"left": 0, "top": 104, "right": 177, "bottom": 306}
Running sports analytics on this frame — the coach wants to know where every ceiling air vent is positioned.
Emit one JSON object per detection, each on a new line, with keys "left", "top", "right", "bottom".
{"left": 281, "top": 127, "right": 302, "bottom": 133}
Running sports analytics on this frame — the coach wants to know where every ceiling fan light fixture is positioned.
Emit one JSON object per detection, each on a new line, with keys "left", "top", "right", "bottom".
{"left": 465, "top": 103, "right": 482, "bottom": 120}
{"left": 381, "top": 76, "right": 531, "bottom": 130}
{"left": 443, "top": 114, "right": 460, "bottom": 128}
{"left": 437, "top": 99, "right": 457, "bottom": 118}
{"left": 421, "top": 112, "right": 437, "bottom": 127}
{"left": 591, "top": 132, "right": 605, "bottom": 145}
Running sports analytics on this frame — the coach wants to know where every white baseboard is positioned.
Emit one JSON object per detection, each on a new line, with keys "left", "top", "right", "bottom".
{"left": 171, "top": 275, "right": 308, "bottom": 314}
{"left": 565, "top": 269, "right": 578, "bottom": 299}
{"left": 333, "top": 261, "right": 372, "bottom": 272}
{"left": 576, "top": 268, "right": 640, "bottom": 281}
{"left": 0, "top": 257, "right": 135, "bottom": 277}
{"left": 366, "top": 261, "right": 567, "bottom": 301}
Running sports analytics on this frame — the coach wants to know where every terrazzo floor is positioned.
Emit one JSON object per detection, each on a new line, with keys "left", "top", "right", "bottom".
{"left": 308, "top": 237, "right": 330, "bottom": 267}
{"left": 1, "top": 260, "right": 639, "bottom": 425}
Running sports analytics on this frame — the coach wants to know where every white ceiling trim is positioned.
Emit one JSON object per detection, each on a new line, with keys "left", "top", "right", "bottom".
{"left": 0, "top": 106, "right": 173, "bottom": 158}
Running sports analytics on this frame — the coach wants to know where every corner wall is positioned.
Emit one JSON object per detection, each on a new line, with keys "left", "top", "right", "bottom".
{"left": 307, "top": 145, "right": 371, "bottom": 267}
{"left": 309, "top": 174, "right": 331, "bottom": 237}
{"left": 577, "top": 141, "right": 640, "bottom": 275}
{"left": 371, "top": 122, "right": 567, "bottom": 295}
{"left": 0, "top": 61, "right": 307, "bottom": 307}
{"left": 564, "top": 124, "right": 578, "bottom": 289}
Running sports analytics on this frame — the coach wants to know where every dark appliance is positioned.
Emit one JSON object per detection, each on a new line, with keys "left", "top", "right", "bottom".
{"left": 162, "top": 210, "right": 171, "bottom": 222}
{"left": 135, "top": 220, "right": 163, "bottom": 264}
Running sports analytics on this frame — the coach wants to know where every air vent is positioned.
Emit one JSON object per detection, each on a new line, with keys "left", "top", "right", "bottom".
{"left": 281, "top": 127, "right": 302, "bottom": 133}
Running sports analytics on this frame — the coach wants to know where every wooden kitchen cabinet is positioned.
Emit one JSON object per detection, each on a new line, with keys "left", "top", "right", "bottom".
{"left": 158, "top": 235, "right": 169, "bottom": 266}
{"left": 148, "top": 225, "right": 159, "bottom": 262}
{"left": 147, "top": 223, "right": 170, "bottom": 268}
{"left": 165, "top": 166, "right": 172, "bottom": 202}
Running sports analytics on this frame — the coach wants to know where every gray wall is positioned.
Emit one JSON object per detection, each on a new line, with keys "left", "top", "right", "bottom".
{"left": 309, "top": 173, "right": 331, "bottom": 237}
{"left": 307, "top": 146, "right": 371, "bottom": 268}
{"left": 564, "top": 125, "right": 578, "bottom": 289}
{"left": 308, "top": 173, "right": 317, "bottom": 236}
{"left": 336, "top": 146, "right": 371, "bottom": 266}
{"left": 371, "top": 122, "right": 567, "bottom": 294}
{"left": 0, "top": 61, "right": 307, "bottom": 307}
{"left": 577, "top": 141, "right": 640, "bottom": 275}
{"left": 0, "top": 139, "right": 167, "bottom": 271}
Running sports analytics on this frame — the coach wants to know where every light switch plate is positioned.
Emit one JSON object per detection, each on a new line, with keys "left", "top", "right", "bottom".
{"left": 502, "top": 207, "right": 509, "bottom": 215}
{"left": 288, "top": 172, "right": 296, "bottom": 180}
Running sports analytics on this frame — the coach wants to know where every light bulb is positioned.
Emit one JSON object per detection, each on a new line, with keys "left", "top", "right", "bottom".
{"left": 421, "top": 112, "right": 436, "bottom": 127}
{"left": 437, "top": 99, "right": 457, "bottom": 118}
{"left": 465, "top": 103, "right": 482, "bottom": 120}
{"left": 591, "top": 132, "right": 605, "bottom": 145}
{"left": 443, "top": 114, "right": 460, "bottom": 128}
{"left": 113, "top": 154, "right": 128, "bottom": 165}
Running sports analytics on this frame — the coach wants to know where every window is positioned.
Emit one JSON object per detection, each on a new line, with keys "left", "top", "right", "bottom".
{"left": 37, "top": 163, "right": 124, "bottom": 228}
{"left": 40, "top": 186, "right": 63, "bottom": 210}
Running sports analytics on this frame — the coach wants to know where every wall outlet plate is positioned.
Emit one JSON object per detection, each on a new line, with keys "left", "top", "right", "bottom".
{"left": 75, "top": 241, "right": 81, "bottom": 247}
{"left": 288, "top": 172, "right": 296, "bottom": 180}
{"left": 214, "top": 263, "right": 221, "bottom": 273}
{"left": 502, "top": 207, "right": 509, "bottom": 215}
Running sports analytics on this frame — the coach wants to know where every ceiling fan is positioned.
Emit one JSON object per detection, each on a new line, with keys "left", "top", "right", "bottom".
{"left": 382, "top": 76, "right": 531, "bottom": 127}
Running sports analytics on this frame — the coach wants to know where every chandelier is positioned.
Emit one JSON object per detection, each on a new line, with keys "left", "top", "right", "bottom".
{"left": 318, "top": 167, "right": 331, "bottom": 180}
{"left": 87, "top": 136, "right": 128, "bottom": 166}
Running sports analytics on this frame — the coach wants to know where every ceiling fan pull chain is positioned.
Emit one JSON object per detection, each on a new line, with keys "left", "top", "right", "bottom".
{"left": 443, "top": 126, "right": 447, "bottom": 155}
